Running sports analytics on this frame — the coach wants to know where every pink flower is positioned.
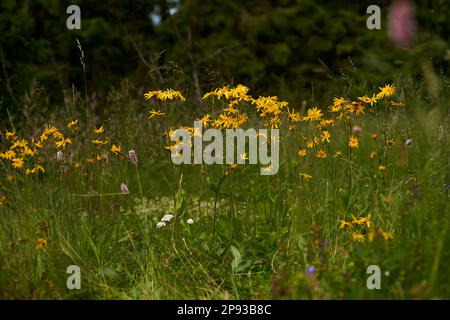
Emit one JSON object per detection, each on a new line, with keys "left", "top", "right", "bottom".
{"left": 352, "top": 125, "right": 362, "bottom": 137}
{"left": 128, "top": 149, "right": 138, "bottom": 165}
{"left": 388, "top": 0, "right": 416, "bottom": 48}
{"left": 120, "top": 183, "right": 129, "bottom": 194}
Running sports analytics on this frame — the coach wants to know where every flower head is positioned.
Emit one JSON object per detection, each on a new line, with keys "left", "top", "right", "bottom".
{"left": 128, "top": 149, "right": 138, "bottom": 165}
{"left": 120, "top": 183, "right": 129, "bottom": 194}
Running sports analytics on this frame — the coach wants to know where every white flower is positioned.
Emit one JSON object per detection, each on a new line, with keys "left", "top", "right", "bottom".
{"left": 161, "top": 214, "right": 174, "bottom": 222}
{"left": 156, "top": 221, "right": 166, "bottom": 228}
{"left": 187, "top": 218, "right": 194, "bottom": 224}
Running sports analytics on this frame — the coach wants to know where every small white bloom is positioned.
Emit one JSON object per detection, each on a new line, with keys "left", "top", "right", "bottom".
{"left": 187, "top": 218, "right": 194, "bottom": 224}
{"left": 156, "top": 221, "right": 166, "bottom": 228}
{"left": 161, "top": 214, "right": 174, "bottom": 222}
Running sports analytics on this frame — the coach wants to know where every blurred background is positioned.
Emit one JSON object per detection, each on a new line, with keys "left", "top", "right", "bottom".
{"left": 0, "top": 0, "right": 449, "bottom": 118}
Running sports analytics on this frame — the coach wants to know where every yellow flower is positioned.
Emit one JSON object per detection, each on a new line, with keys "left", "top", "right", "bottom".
{"left": 94, "top": 126, "right": 105, "bottom": 134}
{"left": 382, "top": 231, "right": 394, "bottom": 240}
{"left": 370, "top": 133, "right": 377, "bottom": 140}
{"left": 91, "top": 139, "right": 104, "bottom": 146}
{"left": 297, "top": 149, "right": 307, "bottom": 157}
{"left": 36, "top": 238, "right": 48, "bottom": 249}
{"left": 148, "top": 109, "right": 166, "bottom": 119}
{"left": 376, "top": 84, "right": 395, "bottom": 99}
{"left": 358, "top": 94, "right": 378, "bottom": 106}
{"left": 227, "top": 164, "right": 237, "bottom": 169}
{"left": 111, "top": 144, "right": 121, "bottom": 155}
{"left": 4, "top": 130, "right": 16, "bottom": 141}
{"left": 7, "top": 175, "right": 14, "bottom": 182}
{"left": 0, "top": 150, "right": 16, "bottom": 160}
{"left": 299, "top": 172, "right": 312, "bottom": 181}
{"left": 369, "top": 151, "right": 377, "bottom": 158}
{"left": 305, "top": 107, "right": 323, "bottom": 122}
{"left": 144, "top": 89, "right": 186, "bottom": 101}
{"left": 199, "top": 114, "right": 212, "bottom": 127}
{"left": 352, "top": 232, "right": 366, "bottom": 243}
{"left": 10, "top": 139, "right": 28, "bottom": 150}
{"left": 0, "top": 196, "right": 6, "bottom": 206}
{"left": 321, "top": 131, "right": 331, "bottom": 143}
{"left": 334, "top": 151, "right": 342, "bottom": 157}
{"left": 55, "top": 137, "right": 72, "bottom": 149}
{"left": 73, "top": 162, "right": 81, "bottom": 169}
{"left": 378, "top": 165, "right": 386, "bottom": 171}
{"left": 348, "top": 136, "right": 359, "bottom": 149}
{"left": 386, "top": 139, "right": 396, "bottom": 146}
{"left": 315, "top": 149, "right": 327, "bottom": 159}
{"left": 86, "top": 158, "right": 95, "bottom": 165}
{"left": 339, "top": 220, "right": 352, "bottom": 230}
{"left": 67, "top": 120, "right": 78, "bottom": 129}
{"left": 12, "top": 158, "right": 25, "bottom": 168}
{"left": 34, "top": 164, "right": 45, "bottom": 173}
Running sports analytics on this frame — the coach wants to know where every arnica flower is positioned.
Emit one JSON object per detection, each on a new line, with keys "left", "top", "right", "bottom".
{"left": 128, "top": 149, "right": 138, "bottom": 165}
{"left": 306, "top": 266, "right": 316, "bottom": 277}
{"left": 120, "top": 183, "right": 129, "bottom": 194}
{"left": 36, "top": 238, "right": 48, "bottom": 249}
{"left": 348, "top": 136, "right": 359, "bottom": 149}
{"left": 111, "top": 144, "right": 121, "bottom": 155}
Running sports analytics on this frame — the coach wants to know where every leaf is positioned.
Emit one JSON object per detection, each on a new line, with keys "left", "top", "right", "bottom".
{"left": 230, "top": 245, "right": 242, "bottom": 273}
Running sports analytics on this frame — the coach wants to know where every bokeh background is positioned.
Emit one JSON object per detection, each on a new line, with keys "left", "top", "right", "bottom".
{"left": 0, "top": 0, "right": 449, "bottom": 115}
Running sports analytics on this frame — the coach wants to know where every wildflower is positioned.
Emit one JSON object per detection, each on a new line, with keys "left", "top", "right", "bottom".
{"left": 34, "top": 164, "right": 45, "bottom": 173}
{"left": 55, "top": 137, "right": 72, "bottom": 149}
{"left": 120, "top": 183, "right": 129, "bottom": 194}
{"left": 386, "top": 139, "right": 396, "bottom": 146}
{"left": 315, "top": 150, "right": 327, "bottom": 159}
{"left": 0, "top": 196, "right": 6, "bottom": 206}
{"left": 369, "top": 151, "right": 377, "bottom": 158}
{"left": 300, "top": 172, "right": 312, "bottom": 181}
{"left": 370, "top": 133, "right": 377, "bottom": 140}
{"left": 4, "top": 130, "right": 16, "bottom": 141}
{"left": 7, "top": 175, "right": 14, "bottom": 183}
{"left": 56, "top": 150, "right": 64, "bottom": 161}
{"left": 0, "top": 150, "right": 16, "bottom": 160}
{"left": 405, "top": 138, "right": 412, "bottom": 146}
{"left": 36, "top": 238, "right": 48, "bottom": 249}
{"left": 86, "top": 158, "right": 94, "bottom": 165}
{"left": 12, "top": 158, "right": 25, "bottom": 168}
{"left": 348, "top": 136, "right": 359, "bottom": 149}
{"left": 156, "top": 221, "right": 166, "bottom": 228}
{"left": 67, "top": 120, "right": 78, "bottom": 129}
{"left": 148, "top": 109, "right": 166, "bottom": 119}
{"left": 161, "top": 214, "right": 174, "bottom": 222}
{"left": 298, "top": 149, "right": 307, "bottom": 157}
{"left": 358, "top": 94, "right": 378, "bottom": 106}
{"left": 352, "top": 232, "right": 366, "bottom": 243}
{"left": 306, "top": 266, "right": 316, "bottom": 277}
{"left": 352, "top": 125, "right": 362, "bottom": 137}
{"left": 187, "top": 218, "right": 194, "bottom": 224}
{"left": 334, "top": 151, "right": 342, "bottom": 157}
{"left": 111, "top": 144, "right": 121, "bottom": 155}
{"left": 379, "top": 165, "right": 386, "bottom": 171}
{"left": 199, "top": 114, "right": 212, "bottom": 127}
{"left": 128, "top": 150, "right": 138, "bottom": 165}
{"left": 227, "top": 164, "right": 237, "bottom": 169}
{"left": 10, "top": 139, "right": 28, "bottom": 150}
{"left": 382, "top": 231, "right": 394, "bottom": 240}
{"left": 339, "top": 220, "right": 352, "bottom": 230}
{"left": 321, "top": 131, "right": 331, "bottom": 143}
{"left": 376, "top": 84, "right": 396, "bottom": 99}
{"left": 73, "top": 162, "right": 81, "bottom": 169}
{"left": 94, "top": 126, "right": 105, "bottom": 134}
{"left": 91, "top": 139, "right": 104, "bottom": 146}
{"left": 305, "top": 107, "right": 323, "bottom": 122}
